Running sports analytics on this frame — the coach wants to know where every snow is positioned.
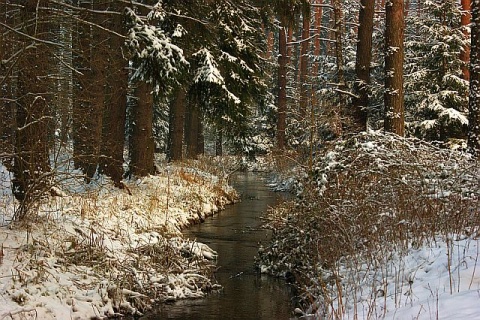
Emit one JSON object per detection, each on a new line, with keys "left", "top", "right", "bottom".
{"left": 2, "top": 133, "right": 479, "bottom": 319}
{"left": 259, "top": 132, "right": 480, "bottom": 319}
{"left": 0, "top": 162, "right": 236, "bottom": 319}
{"left": 311, "top": 235, "right": 480, "bottom": 319}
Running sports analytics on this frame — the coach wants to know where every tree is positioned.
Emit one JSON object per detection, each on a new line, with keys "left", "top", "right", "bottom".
{"left": 12, "top": 0, "right": 52, "bottom": 218}
{"left": 129, "top": 81, "right": 155, "bottom": 176}
{"left": 460, "top": 0, "right": 471, "bottom": 81}
{"left": 311, "top": 0, "right": 323, "bottom": 108}
{"left": 168, "top": 87, "right": 187, "bottom": 161}
{"left": 299, "top": 3, "right": 311, "bottom": 118}
{"left": 384, "top": 0, "right": 405, "bottom": 136}
{"left": 467, "top": 0, "right": 480, "bottom": 155}
{"left": 188, "top": 0, "right": 267, "bottom": 156}
{"left": 277, "top": 25, "right": 288, "bottom": 149}
{"left": 100, "top": 2, "right": 129, "bottom": 187}
{"left": 185, "top": 102, "right": 202, "bottom": 159}
{"left": 404, "top": 0, "right": 468, "bottom": 141}
{"left": 0, "top": 1, "right": 15, "bottom": 163}
{"left": 125, "top": 4, "right": 187, "bottom": 173}
{"left": 72, "top": 0, "right": 108, "bottom": 181}
{"left": 351, "top": 0, "right": 375, "bottom": 132}
{"left": 272, "top": 0, "right": 306, "bottom": 149}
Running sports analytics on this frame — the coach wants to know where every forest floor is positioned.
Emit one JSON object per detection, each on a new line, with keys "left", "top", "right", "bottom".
{"left": 1, "top": 134, "right": 479, "bottom": 320}
{"left": 0, "top": 156, "right": 240, "bottom": 319}
{"left": 260, "top": 132, "right": 480, "bottom": 319}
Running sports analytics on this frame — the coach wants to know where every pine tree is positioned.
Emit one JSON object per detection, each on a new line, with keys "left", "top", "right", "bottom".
{"left": 352, "top": 0, "right": 375, "bottom": 132}
{"left": 72, "top": 0, "right": 108, "bottom": 181}
{"left": 125, "top": 3, "right": 187, "bottom": 172}
{"left": 405, "top": 0, "right": 469, "bottom": 141}
{"left": 467, "top": 0, "right": 480, "bottom": 155}
{"left": 168, "top": 87, "right": 186, "bottom": 161}
{"left": 277, "top": 25, "right": 288, "bottom": 149}
{"left": 299, "top": 3, "right": 311, "bottom": 118}
{"left": 12, "top": 0, "right": 52, "bottom": 218}
{"left": 272, "top": 0, "right": 307, "bottom": 149}
{"left": 100, "top": 2, "right": 129, "bottom": 187}
{"left": 384, "top": 0, "right": 405, "bottom": 136}
{"left": 129, "top": 81, "right": 155, "bottom": 176}
{"left": 0, "top": 1, "right": 15, "bottom": 164}
{"left": 460, "top": 0, "right": 471, "bottom": 81}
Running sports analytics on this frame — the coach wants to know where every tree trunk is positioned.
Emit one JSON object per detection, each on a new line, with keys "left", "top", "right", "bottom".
{"left": 0, "top": 1, "right": 15, "bottom": 164}
{"left": 352, "top": 0, "right": 375, "bottom": 132}
{"left": 185, "top": 103, "right": 200, "bottom": 159}
{"left": 460, "top": 0, "right": 471, "bottom": 81}
{"left": 129, "top": 81, "right": 155, "bottom": 176}
{"left": 216, "top": 128, "right": 223, "bottom": 157}
{"left": 299, "top": 5, "right": 311, "bottom": 118}
{"left": 168, "top": 87, "right": 186, "bottom": 161}
{"left": 267, "top": 29, "right": 275, "bottom": 59}
{"left": 313, "top": 0, "right": 323, "bottom": 71}
{"left": 72, "top": 0, "right": 107, "bottom": 181}
{"left": 197, "top": 118, "right": 204, "bottom": 156}
{"left": 384, "top": 0, "right": 405, "bottom": 136}
{"left": 311, "top": 0, "right": 323, "bottom": 109}
{"left": 101, "top": 4, "right": 128, "bottom": 186}
{"left": 467, "top": 0, "right": 479, "bottom": 155}
{"left": 277, "top": 26, "right": 288, "bottom": 150}
{"left": 333, "top": 0, "right": 345, "bottom": 136}
{"left": 12, "top": 0, "right": 51, "bottom": 217}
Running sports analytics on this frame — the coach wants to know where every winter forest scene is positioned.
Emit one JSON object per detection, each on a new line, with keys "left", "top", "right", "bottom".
{"left": 0, "top": 0, "right": 479, "bottom": 319}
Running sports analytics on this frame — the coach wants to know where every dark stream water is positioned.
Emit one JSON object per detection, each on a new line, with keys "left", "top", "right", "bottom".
{"left": 141, "top": 173, "right": 297, "bottom": 320}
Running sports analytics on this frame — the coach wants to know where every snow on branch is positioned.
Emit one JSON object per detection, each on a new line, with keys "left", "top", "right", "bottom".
{"left": 125, "top": 7, "right": 187, "bottom": 87}
{"left": 192, "top": 48, "right": 240, "bottom": 105}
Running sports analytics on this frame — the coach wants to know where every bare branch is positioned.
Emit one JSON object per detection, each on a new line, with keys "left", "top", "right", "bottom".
{"left": 334, "top": 88, "right": 360, "bottom": 99}
{"left": 47, "top": 0, "right": 123, "bottom": 16}
{"left": 0, "top": 21, "right": 63, "bottom": 47}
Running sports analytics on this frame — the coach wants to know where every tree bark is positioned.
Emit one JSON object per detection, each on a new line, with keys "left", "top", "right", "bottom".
{"left": 216, "top": 128, "right": 223, "bottom": 157}
{"left": 333, "top": 0, "right": 345, "bottom": 135}
{"left": 299, "top": 5, "right": 311, "bottom": 118}
{"left": 197, "top": 117, "right": 204, "bottom": 156}
{"left": 460, "top": 0, "right": 471, "bottom": 81}
{"left": 129, "top": 81, "right": 155, "bottom": 176}
{"left": 168, "top": 87, "right": 186, "bottom": 161}
{"left": 311, "top": 0, "right": 323, "bottom": 109}
{"left": 101, "top": 4, "right": 128, "bottom": 186}
{"left": 265, "top": 28, "right": 275, "bottom": 60}
{"left": 277, "top": 26, "right": 288, "bottom": 150}
{"left": 384, "top": 0, "right": 405, "bottom": 136}
{"left": 467, "top": 0, "right": 480, "bottom": 155}
{"left": 352, "top": 0, "right": 375, "bottom": 132}
{"left": 0, "top": 1, "right": 15, "bottom": 164}
{"left": 185, "top": 103, "right": 200, "bottom": 159}
{"left": 72, "top": 0, "right": 107, "bottom": 181}
{"left": 12, "top": 0, "right": 51, "bottom": 216}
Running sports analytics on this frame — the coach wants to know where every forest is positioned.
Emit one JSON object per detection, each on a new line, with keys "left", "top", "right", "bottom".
{"left": 0, "top": 0, "right": 479, "bottom": 319}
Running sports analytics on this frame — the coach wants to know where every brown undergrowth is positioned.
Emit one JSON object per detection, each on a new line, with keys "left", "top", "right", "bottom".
{"left": 258, "top": 132, "right": 479, "bottom": 315}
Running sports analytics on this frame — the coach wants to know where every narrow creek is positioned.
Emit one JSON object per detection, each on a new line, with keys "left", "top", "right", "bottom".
{"left": 141, "top": 172, "right": 297, "bottom": 319}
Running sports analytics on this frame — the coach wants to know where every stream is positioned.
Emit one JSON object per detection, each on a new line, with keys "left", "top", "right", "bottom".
{"left": 141, "top": 172, "right": 297, "bottom": 319}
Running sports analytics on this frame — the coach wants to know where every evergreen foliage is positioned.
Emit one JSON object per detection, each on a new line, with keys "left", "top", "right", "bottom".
{"left": 405, "top": 0, "right": 469, "bottom": 141}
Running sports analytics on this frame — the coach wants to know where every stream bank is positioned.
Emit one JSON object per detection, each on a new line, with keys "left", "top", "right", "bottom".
{"left": 142, "top": 173, "right": 298, "bottom": 320}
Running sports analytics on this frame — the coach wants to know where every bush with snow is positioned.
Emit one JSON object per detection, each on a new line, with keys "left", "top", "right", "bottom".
{"left": 258, "top": 132, "right": 479, "bottom": 318}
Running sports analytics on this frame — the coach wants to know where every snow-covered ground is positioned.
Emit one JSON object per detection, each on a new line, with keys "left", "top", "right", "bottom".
{"left": 302, "top": 235, "right": 480, "bottom": 319}
{"left": 261, "top": 132, "right": 480, "bottom": 320}
{"left": 0, "top": 163, "right": 237, "bottom": 319}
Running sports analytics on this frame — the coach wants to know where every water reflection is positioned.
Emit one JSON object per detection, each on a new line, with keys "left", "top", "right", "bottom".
{"left": 141, "top": 173, "right": 297, "bottom": 320}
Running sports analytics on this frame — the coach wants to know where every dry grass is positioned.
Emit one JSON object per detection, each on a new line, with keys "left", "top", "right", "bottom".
{"left": 258, "top": 132, "right": 480, "bottom": 315}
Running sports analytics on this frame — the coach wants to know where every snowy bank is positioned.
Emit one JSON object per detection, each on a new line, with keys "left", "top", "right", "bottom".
{"left": 0, "top": 164, "right": 237, "bottom": 319}
{"left": 259, "top": 132, "right": 480, "bottom": 319}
